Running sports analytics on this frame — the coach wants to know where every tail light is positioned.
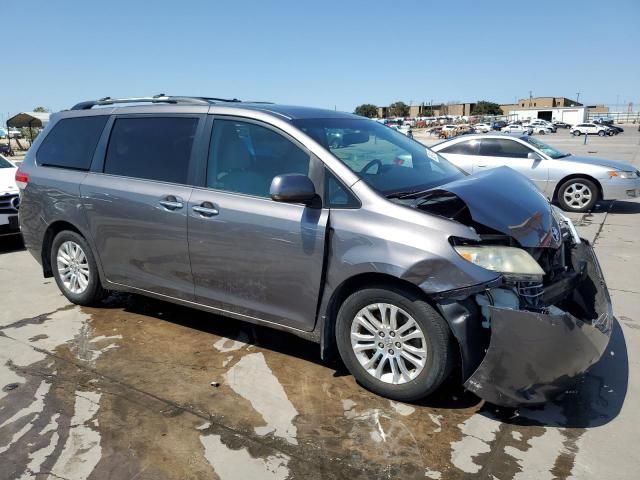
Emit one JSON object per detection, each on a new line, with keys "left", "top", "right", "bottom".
{"left": 15, "top": 168, "right": 29, "bottom": 190}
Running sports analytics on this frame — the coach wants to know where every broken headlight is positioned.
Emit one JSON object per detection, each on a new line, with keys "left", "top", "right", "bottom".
{"left": 454, "top": 246, "right": 545, "bottom": 282}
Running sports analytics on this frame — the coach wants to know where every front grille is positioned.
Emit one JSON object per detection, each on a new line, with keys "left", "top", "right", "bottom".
{"left": 517, "top": 281, "right": 544, "bottom": 310}
{"left": 0, "top": 193, "right": 19, "bottom": 214}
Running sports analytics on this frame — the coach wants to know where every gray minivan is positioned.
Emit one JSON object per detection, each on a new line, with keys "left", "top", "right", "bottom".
{"left": 17, "top": 96, "right": 612, "bottom": 406}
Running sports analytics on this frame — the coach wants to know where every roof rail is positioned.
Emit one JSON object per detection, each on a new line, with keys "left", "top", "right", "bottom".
{"left": 70, "top": 94, "right": 238, "bottom": 110}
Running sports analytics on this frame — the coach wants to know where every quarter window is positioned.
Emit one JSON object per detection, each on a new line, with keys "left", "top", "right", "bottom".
{"left": 207, "top": 120, "right": 310, "bottom": 198}
{"left": 104, "top": 117, "right": 198, "bottom": 184}
{"left": 479, "top": 139, "right": 532, "bottom": 158}
{"left": 37, "top": 116, "right": 108, "bottom": 170}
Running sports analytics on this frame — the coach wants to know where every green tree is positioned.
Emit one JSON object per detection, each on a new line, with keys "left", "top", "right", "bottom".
{"left": 33, "top": 106, "right": 50, "bottom": 113}
{"left": 388, "top": 101, "right": 410, "bottom": 118}
{"left": 354, "top": 104, "right": 379, "bottom": 118}
{"left": 471, "top": 101, "right": 503, "bottom": 116}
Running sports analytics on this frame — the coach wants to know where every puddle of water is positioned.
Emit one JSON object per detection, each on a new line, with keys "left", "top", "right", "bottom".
{"left": 450, "top": 413, "right": 502, "bottom": 474}
{"left": 213, "top": 331, "right": 250, "bottom": 353}
{"left": 16, "top": 413, "right": 60, "bottom": 480}
{"left": 504, "top": 428, "right": 565, "bottom": 480}
{"left": 0, "top": 380, "right": 51, "bottom": 454}
{"left": 200, "top": 433, "right": 290, "bottom": 480}
{"left": 49, "top": 392, "right": 102, "bottom": 480}
{"left": 224, "top": 352, "right": 298, "bottom": 445}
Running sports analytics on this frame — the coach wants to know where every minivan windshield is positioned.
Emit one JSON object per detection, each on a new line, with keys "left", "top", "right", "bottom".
{"left": 521, "top": 136, "right": 569, "bottom": 159}
{"left": 293, "top": 118, "right": 464, "bottom": 197}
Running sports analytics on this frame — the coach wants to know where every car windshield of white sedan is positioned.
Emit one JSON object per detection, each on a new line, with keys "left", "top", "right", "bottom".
{"left": 522, "top": 136, "right": 569, "bottom": 159}
{"left": 293, "top": 118, "right": 464, "bottom": 196}
{"left": 0, "top": 156, "right": 14, "bottom": 168}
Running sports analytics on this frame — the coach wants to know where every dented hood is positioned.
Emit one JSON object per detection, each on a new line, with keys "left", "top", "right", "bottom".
{"left": 426, "top": 167, "right": 556, "bottom": 248}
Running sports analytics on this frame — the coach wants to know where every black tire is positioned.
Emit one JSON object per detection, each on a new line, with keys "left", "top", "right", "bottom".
{"left": 557, "top": 177, "right": 599, "bottom": 212}
{"left": 598, "top": 130, "right": 605, "bottom": 137}
{"left": 335, "top": 284, "right": 455, "bottom": 402}
{"left": 573, "top": 130, "right": 580, "bottom": 136}
{"left": 51, "top": 230, "right": 105, "bottom": 306}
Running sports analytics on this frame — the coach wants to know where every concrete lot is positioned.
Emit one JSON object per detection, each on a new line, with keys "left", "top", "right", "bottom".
{"left": 1, "top": 128, "right": 639, "bottom": 479}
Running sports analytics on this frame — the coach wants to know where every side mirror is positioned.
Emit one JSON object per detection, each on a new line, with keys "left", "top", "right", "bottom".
{"left": 270, "top": 174, "right": 317, "bottom": 204}
{"left": 527, "top": 152, "right": 543, "bottom": 161}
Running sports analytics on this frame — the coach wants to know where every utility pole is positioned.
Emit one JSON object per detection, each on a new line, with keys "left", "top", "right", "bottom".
{"left": 576, "top": 92, "right": 580, "bottom": 104}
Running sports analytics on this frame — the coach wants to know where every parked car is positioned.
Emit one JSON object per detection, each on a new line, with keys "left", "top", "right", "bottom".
{"left": 607, "top": 124, "right": 624, "bottom": 134}
{"left": 0, "top": 154, "right": 20, "bottom": 236}
{"left": 527, "top": 120, "right": 556, "bottom": 133}
{"left": 431, "top": 133, "right": 640, "bottom": 212}
{"left": 17, "top": 95, "right": 613, "bottom": 407}
{"left": 491, "top": 120, "right": 507, "bottom": 131}
{"left": 570, "top": 123, "right": 608, "bottom": 136}
{"left": 473, "top": 123, "right": 491, "bottom": 133}
{"left": 501, "top": 124, "right": 533, "bottom": 134}
{"left": 525, "top": 124, "right": 553, "bottom": 135}
{"left": 552, "top": 121, "right": 571, "bottom": 129}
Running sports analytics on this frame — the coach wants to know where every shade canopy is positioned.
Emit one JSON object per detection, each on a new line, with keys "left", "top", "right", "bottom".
{"left": 7, "top": 112, "right": 50, "bottom": 128}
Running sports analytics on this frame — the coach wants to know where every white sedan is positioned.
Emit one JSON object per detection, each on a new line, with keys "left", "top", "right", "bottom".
{"left": 501, "top": 124, "right": 533, "bottom": 134}
{"left": 473, "top": 123, "right": 491, "bottom": 133}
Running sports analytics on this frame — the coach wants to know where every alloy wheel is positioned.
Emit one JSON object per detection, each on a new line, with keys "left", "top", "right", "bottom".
{"left": 350, "top": 303, "right": 427, "bottom": 384}
{"left": 563, "top": 182, "right": 592, "bottom": 210}
{"left": 56, "top": 241, "right": 90, "bottom": 294}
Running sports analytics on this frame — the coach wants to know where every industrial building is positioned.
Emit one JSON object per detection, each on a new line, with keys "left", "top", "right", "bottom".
{"left": 375, "top": 96, "right": 609, "bottom": 122}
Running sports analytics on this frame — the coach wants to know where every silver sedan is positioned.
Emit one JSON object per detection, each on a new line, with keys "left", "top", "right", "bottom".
{"left": 430, "top": 134, "right": 640, "bottom": 212}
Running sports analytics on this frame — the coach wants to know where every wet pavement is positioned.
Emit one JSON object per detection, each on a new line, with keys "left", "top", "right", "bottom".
{"left": 1, "top": 130, "right": 639, "bottom": 479}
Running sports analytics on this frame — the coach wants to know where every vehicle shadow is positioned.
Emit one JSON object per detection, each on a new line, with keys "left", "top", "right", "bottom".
{"left": 0, "top": 235, "right": 25, "bottom": 255}
{"left": 487, "top": 318, "right": 628, "bottom": 428}
{"left": 606, "top": 199, "right": 640, "bottom": 214}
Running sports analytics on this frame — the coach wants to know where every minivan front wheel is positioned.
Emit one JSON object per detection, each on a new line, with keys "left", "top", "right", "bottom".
{"left": 336, "top": 286, "right": 454, "bottom": 402}
{"left": 51, "top": 230, "right": 105, "bottom": 306}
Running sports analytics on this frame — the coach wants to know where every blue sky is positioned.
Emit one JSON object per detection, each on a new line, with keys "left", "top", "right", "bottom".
{"left": 1, "top": 0, "right": 638, "bottom": 119}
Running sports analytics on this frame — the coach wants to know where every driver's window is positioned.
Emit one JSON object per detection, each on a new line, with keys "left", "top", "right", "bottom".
{"left": 327, "top": 129, "right": 413, "bottom": 173}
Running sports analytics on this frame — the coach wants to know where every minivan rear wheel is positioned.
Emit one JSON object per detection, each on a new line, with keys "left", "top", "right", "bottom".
{"left": 51, "top": 230, "right": 105, "bottom": 306}
{"left": 335, "top": 285, "right": 454, "bottom": 402}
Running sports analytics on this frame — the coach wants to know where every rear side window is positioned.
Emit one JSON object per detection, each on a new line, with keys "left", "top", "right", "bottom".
{"left": 37, "top": 116, "right": 108, "bottom": 170}
{"left": 440, "top": 139, "right": 479, "bottom": 155}
{"left": 104, "top": 117, "right": 198, "bottom": 184}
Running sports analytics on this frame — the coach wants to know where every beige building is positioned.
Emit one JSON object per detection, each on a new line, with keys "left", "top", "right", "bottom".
{"left": 378, "top": 102, "right": 477, "bottom": 118}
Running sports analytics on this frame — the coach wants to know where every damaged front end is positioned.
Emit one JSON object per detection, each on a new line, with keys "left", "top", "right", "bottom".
{"left": 413, "top": 168, "right": 613, "bottom": 406}
{"left": 463, "top": 239, "right": 612, "bottom": 406}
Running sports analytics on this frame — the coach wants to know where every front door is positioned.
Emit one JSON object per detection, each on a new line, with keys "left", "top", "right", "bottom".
{"left": 188, "top": 118, "right": 328, "bottom": 331}
{"left": 474, "top": 138, "right": 549, "bottom": 192}
{"left": 81, "top": 115, "right": 203, "bottom": 301}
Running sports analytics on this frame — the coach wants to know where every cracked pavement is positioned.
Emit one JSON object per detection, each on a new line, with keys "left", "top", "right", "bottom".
{"left": 1, "top": 129, "right": 639, "bottom": 479}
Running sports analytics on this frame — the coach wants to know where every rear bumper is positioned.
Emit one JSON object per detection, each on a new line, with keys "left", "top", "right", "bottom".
{"left": 463, "top": 241, "right": 612, "bottom": 407}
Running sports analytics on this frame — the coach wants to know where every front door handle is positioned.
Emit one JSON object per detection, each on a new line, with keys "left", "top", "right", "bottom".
{"left": 476, "top": 164, "right": 487, "bottom": 167}
{"left": 192, "top": 202, "right": 219, "bottom": 217}
{"left": 159, "top": 195, "right": 184, "bottom": 211}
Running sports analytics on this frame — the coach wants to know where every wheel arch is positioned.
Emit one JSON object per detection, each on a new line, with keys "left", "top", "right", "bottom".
{"left": 552, "top": 173, "right": 603, "bottom": 202}
{"left": 319, "top": 272, "right": 461, "bottom": 364}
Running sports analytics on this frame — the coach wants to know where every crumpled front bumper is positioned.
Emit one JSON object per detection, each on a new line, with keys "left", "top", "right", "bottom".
{"left": 463, "top": 240, "right": 613, "bottom": 407}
